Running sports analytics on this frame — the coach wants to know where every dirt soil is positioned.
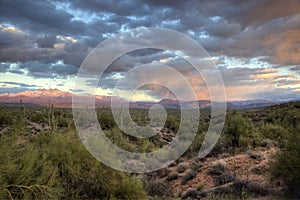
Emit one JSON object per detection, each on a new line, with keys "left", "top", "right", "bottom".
{"left": 165, "top": 147, "right": 279, "bottom": 195}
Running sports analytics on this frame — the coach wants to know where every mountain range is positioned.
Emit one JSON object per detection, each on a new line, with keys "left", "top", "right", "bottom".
{"left": 0, "top": 89, "right": 296, "bottom": 109}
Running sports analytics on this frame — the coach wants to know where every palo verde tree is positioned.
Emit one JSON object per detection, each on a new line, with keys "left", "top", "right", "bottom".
{"left": 224, "top": 111, "right": 260, "bottom": 149}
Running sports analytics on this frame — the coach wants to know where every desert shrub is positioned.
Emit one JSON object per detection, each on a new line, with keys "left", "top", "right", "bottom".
{"left": 184, "top": 131, "right": 209, "bottom": 157}
{"left": 136, "top": 126, "right": 155, "bottom": 138}
{"left": 259, "top": 138, "right": 275, "bottom": 148}
{"left": 224, "top": 111, "right": 260, "bottom": 149}
{"left": 156, "top": 167, "right": 171, "bottom": 178}
{"left": 113, "top": 176, "right": 147, "bottom": 200}
{"left": 166, "top": 171, "right": 178, "bottom": 181}
{"left": 181, "top": 170, "right": 196, "bottom": 185}
{"left": 0, "top": 130, "right": 147, "bottom": 199}
{"left": 215, "top": 172, "right": 235, "bottom": 185}
{"left": 176, "top": 164, "right": 187, "bottom": 173}
{"left": 233, "top": 180, "right": 269, "bottom": 198}
{"left": 0, "top": 109, "right": 14, "bottom": 126}
{"left": 139, "top": 138, "right": 157, "bottom": 152}
{"left": 165, "top": 115, "right": 180, "bottom": 132}
{"left": 260, "top": 123, "right": 288, "bottom": 146}
{"left": 210, "top": 133, "right": 234, "bottom": 155}
{"left": 27, "top": 109, "right": 48, "bottom": 123}
{"left": 270, "top": 132, "right": 300, "bottom": 198}
{"left": 104, "top": 128, "right": 136, "bottom": 152}
{"left": 189, "top": 160, "right": 201, "bottom": 172}
{"left": 98, "top": 112, "right": 116, "bottom": 129}
{"left": 248, "top": 151, "right": 264, "bottom": 161}
{"left": 149, "top": 134, "right": 163, "bottom": 147}
{"left": 39, "top": 132, "right": 115, "bottom": 199}
{"left": 196, "top": 183, "right": 206, "bottom": 191}
{"left": 209, "top": 160, "right": 227, "bottom": 176}
{"left": 57, "top": 116, "right": 71, "bottom": 128}
{"left": 143, "top": 177, "right": 172, "bottom": 198}
{"left": 181, "top": 189, "right": 201, "bottom": 199}
{"left": 0, "top": 134, "right": 61, "bottom": 199}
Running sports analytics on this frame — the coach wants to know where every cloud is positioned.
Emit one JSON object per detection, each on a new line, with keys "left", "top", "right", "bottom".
{"left": 0, "top": 87, "right": 33, "bottom": 94}
{"left": 36, "top": 35, "right": 57, "bottom": 48}
{"left": 0, "top": 0, "right": 299, "bottom": 100}
{"left": 205, "top": 21, "right": 241, "bottom": 38}
{"left": 64, "top": 0, "right": 150, "bottom": 17}
{"left": 0, "top": 0, "right": 89, "bottom": 35}
{"left": 266, "top": 29, "right": 300, "bottom": 66}
{"left": 201, "top": 0, "right": 300, "bottom": 28}
{"left": 290, "top": 66, "right": 300, "bottom": 74}
{"left": 249, "top": 73, "right": 296, "bottom": 80}
{"left": 0, "top": 81, "right": 38, "bottom": 88}
{"left": 3, "top": 24, "right": 92, "bottom": 63}
{"left": 273, "top": 79, "right": 300, "bottom": 87}
{"left": 17, "top": 60, "right": 78, "bottom": 78}
{"left": 1, "top": 0, "right": 299, "bottom": 67}
{"left": 0, "top": 62, "right": 10, "bottom": 73}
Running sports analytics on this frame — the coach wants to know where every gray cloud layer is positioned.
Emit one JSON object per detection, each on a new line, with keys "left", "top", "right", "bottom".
{"left": 0, "top": 0, "right": 299, "bottom": 99}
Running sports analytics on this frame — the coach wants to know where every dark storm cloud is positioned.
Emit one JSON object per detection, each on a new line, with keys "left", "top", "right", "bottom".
{"left": 36, "top": 35, "right": 57, "bottom": 48}
{"left": 0, "top": 26, "right": 60, "bottom": 63}
{"left": 205, "top": 21, "right": 241, "bottom": 38}
{"left": 62, "top": 41, "right": 91, "bottom": 66}
{"left": 51, "top": 62, "right": 78, "bottom": 76}
{"left": 0, "top": 24, "right": 91, "bottom": 70}
{"left": 17, "top": 60, "right": 78, "bottom": 78}
{"left": 0, "top": 0, "right": 88, "bottom": 35}
{"left": 107, "top": 49, "right": 173, "bottom": 72}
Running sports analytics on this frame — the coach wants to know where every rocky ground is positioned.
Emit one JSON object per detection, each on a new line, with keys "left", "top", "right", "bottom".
{"left": 156, "top": 146, "right": 281, "bottom": 199}
{"left": 145, "top": 127, "right": 282, "bottom": 199}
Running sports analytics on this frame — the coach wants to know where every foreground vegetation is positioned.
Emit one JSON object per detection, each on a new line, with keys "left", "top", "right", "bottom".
{"left": 0, "top": 101, "right": 299, "bottom": 199}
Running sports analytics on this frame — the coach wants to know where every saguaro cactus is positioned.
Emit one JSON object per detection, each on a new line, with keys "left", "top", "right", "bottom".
{"left": 48, "top": 103, "right": 57, "bottom": 130}
{"left": 19, "top": 99, "right": 25, "bottom": 119}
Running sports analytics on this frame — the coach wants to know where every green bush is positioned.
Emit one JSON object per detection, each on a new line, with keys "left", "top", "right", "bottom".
{"left": 260, "top": 123, "right": 288, "bottom": 146}
{"left": 0, "top": 109, "right": 13, "bottom": 126}
{"left": 0, "top": 130, "right": 148, "bottom": 199}
{"left": 113, "top": 176, "right": 147, "bottom": 200}
{"left": 0, "top": 134, "right": 61, "bottom": 199}
{"left": 224, "top": 111, "right": 260, "bottom": 149}
{"left": 270, "top": 132, "right": 300, "bottom": 198}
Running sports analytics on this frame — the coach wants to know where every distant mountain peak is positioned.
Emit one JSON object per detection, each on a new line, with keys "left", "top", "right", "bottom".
{"left": 2, "top": 88, "right": 73, "bottom": 97}
{"left": 0, "top": 89, "right": 296, "bottom": 109}
{"left": 0, "top": 89, "right": 74, "bottom": 107}
{"left": 159, "top": 99, "right": 179, "bottom": 104}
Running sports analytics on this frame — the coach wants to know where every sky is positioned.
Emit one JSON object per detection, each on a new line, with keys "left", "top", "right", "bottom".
{"left": 0, "top": 0, "right": 300, "bottom": 101}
